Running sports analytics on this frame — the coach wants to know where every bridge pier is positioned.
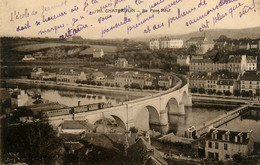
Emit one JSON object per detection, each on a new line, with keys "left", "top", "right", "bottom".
{"left": 179, "top": 103, "right": 185, "bottom": 115}
{"left": 186, "top": 94, "right": 193, "bottom": 107}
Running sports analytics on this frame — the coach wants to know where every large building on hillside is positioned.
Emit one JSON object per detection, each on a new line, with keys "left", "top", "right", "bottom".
{"left": 149, "top": 38, "right": 184, "bottom": 50}
{"left": 186, "top": 33, "right": 214, "bottom": 54}
{"left": 204, "top": 129, "right": 254, "bottom": 161}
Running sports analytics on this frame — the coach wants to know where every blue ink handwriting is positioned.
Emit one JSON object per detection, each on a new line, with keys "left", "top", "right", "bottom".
{"left": 98, "top": 15, "right": 112, "bottom": 23}
{"left": 101, "top": 16, "right": 131, "bottom": 38}
{"left": 60, "top": 24, "right": 89, "bottom": 39}
{"left": 38, "top": 23, "right": 65, "bottom": 34}
{"left": 16, "top": 20, "right": 31, "bottom": 32}
{"left": 127, "top": 14, "right": 154, "bottom": 34}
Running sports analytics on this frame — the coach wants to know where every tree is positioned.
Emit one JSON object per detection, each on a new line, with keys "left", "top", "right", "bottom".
{"left": 207, "top": 89, "right": 215, "bottom": 95}
{"left": 242, "top": 91, "right": 250, "bottom": 97}
{"left": 191, "top": 88, "right": 197, "bottom": 93}
{"left": 224, "top": 91, "right": 232, "bottom": 96}
{"left": 3, "top": 121, "right": 64, "bottom": 164}
{"left": 216, "top": 91, "right": 222, "bottom": 95}
{"left": 198, "top": 88, "right": 205, "bottom": 94}
{"left": 124, "top": 84, "right": 129, "bottom": 89}
{"left": 129, "top": 127, "right": 138, "bottom": 133}
{"left": 234, "top": 90, "right": 241, "bottom": 97}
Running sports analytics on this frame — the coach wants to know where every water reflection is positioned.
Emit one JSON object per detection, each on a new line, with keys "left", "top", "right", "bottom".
{"left": 40, "top": 89, "right": 132, "bottom": 107}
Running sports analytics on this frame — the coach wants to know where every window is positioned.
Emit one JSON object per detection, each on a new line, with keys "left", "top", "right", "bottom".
{"left": 208, "top": 141, "right": 212, "bottom": 148}
{"left": 224, "top": 143, "right": 228, "bottom": 150}
{"left": 215, "top": 142, "right": 219, "bottom": 149}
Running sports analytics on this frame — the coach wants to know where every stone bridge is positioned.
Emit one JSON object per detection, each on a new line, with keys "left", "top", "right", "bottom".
{"left": 49, "top": 79, "right": 192, "bottom": 133}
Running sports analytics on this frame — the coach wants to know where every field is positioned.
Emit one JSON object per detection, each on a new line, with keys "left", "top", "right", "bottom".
{"left": 12, "top": 43, "right": 91, "bottom": 52}
{"left": 80, "top": 45, "right": 117, "bottom": 55}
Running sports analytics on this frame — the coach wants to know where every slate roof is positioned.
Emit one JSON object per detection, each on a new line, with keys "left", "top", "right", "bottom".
{"left": 127, "top": 138, "right": 168, "bottom": 165}
{"left": 241, "top": 71, "right": 260, "bottom": 81}
{"left": 205, "top": 128, "right": 252, "bottom": 145}
{"left": 217, "top": 79, "right": 234, "bottom": 86}
{"left": 61, "top": 120, "right": 95, "bottom": 131}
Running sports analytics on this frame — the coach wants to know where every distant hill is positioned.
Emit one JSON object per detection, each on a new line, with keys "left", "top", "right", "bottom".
{"left": 134, "top": 27, "right": 260, "bottom": 41}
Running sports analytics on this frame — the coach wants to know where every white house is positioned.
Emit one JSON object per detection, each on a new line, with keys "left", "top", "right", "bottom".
{"left": 93, "top": 49, "right": 104, "bottom": 58}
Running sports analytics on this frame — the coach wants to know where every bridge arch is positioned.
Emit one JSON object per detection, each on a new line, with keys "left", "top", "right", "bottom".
{"left": 87, "top": 114, "right": 127, "bottom": 131}
{"left": 165, "top": 97, "right": 179, "bottom": 115}
{"left": 134, "top": 105, "right": 160, "bottom": 132}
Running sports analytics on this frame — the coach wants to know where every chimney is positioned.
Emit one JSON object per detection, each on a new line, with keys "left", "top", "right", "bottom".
{"left": 78, "top": 101, "right": 81, "bottom": 107}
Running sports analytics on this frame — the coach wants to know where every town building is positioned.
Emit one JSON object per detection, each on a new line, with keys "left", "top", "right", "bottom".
{"left": 115, "top": 58, "right": 128, "bottom": 68}
{"left": 93, "top": 49, "right": 104, "bottom": 58}
{"left": 149, "top": 38, "right": 184, "bottom": 49}
{"left": 204, "top": 129, "right": 254, "bottom": 161}
{"left": 186, "top": 33, "right": 214, "bottom": 54}
{"left": 91, "top": 71, "right": 105, "bottom": 81}
{"left": 144, "top": 77, "right": 156, "bottom": 87}
{"left": 177, "top": 55, "right": 190, "bottom": 66}
{"left": 246, "top": 56, "right": 257, "bottom": 71}
{"left": 31, "top": 68, "right": 44, "bottom": 79}
{"left": 133, "top": 73, "right": 151, "bottom": 89}
{"left": 31, "top": 68, "right": 56, "bottom": 80}
{"left": 190, "top": 55, "right": 256, "bottom": 74}
{"left": 216, "top": 79, "right": 235, "bottom": 93}
{"left": 57, "top": 69, "right": 87, "bottom": 83}
{"left": 149, "top": 39, "right": 160, "bottom": 50}
{"left": 158, "top": 76, "right": 172, "bottom": 89}
{"left": 189, "top": 73, "right": 208, "bottom": 89}
{"left": 22, "top": 55, "right": 35, "bottom": 61}
{"left": 241, "top": 71, "right": 260, "bottom": 96}
{"left": 104, "top": 75, "right": 115, "bottom": 86}
{"left": 115, "top": 71, "right": 138, "bottom": 87}
{"left": 10, "top": 89, "right": 29, "bottom": 107}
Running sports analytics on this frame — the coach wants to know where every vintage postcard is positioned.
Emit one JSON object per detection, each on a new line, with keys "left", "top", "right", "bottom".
{"left": 0, "top": 0, "right": 260, "bottom": 164}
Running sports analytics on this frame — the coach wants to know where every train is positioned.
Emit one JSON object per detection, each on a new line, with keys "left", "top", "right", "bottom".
{"left": 40, "top": 102, "right": 112, "bottom": 118}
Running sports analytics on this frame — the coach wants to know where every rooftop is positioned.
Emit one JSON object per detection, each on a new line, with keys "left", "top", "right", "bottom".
{"left": 205, "top": 128, "right": 252, "bottom": 145}
{"left": 217, "top": 79, "right": 234, "bottom": 86}
{"left": 241, "top": 71, "right": 260, "bottom": 81}
{"left": 61, "top": 120, "right": 95, "bottom": 131}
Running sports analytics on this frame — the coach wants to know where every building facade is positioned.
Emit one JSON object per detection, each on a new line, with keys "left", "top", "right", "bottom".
{"left": 57, "top": 69, "right": 87, "bottom": 83}
{"left": 177, "top": 55, "right": 190, "bottom": 66}
{"left": 149, "top": 38, "right": 183, "bottom": 49}
{"left": 93, "top": 49, "right": 104, "bottom": 58}
{"left": 241, "top": 71, "right": 260, "bottom": 95}
{"left": 115, "top": 58, "right": 128, "bottom": 68}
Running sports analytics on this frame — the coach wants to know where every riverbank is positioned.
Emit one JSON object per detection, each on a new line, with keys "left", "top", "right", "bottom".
{"left": 3, "top": 79, "right": 159, "bottom": 97}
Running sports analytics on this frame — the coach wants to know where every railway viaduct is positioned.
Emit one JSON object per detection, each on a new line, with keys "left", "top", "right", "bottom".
{"left": 48, "top": 79, "right": 192, "bottom": 133}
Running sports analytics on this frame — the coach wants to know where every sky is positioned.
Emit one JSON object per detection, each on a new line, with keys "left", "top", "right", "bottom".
{"left": 0, "top": 0, "right": 260, "bottom": 39}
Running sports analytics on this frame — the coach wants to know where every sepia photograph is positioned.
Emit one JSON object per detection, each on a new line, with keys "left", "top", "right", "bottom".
{"left": 0, "top": 0, "right": 260, "bottom": 164}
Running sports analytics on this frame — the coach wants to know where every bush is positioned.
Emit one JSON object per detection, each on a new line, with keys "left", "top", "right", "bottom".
{"left": 207, "top": 89, "right": 215, "bottom": 95}
{"left": 191, "top": 88, "right": 197, "bottom": 93}
{"left": 124, "top": 84, "right": 129, "bottom": 89}
{"left": 242, "top": 91, "right": 250, "bottom": 97}
{"left": 224, "top": 91, "right": 232, "bottom": 96}
{"left": 105, "top": 83, "right": 110, "bottom": 86}
{"left": 216, "top": 91, "right": 222, "bottom": 95}
{"left": 198, "top": 88, "right": 205, "bottom": 94}
{"left": 129, "top": 127, "right": 138, "bottom": 133}
{"left": 234, "top": 90, "right": 241, "bottom": 96}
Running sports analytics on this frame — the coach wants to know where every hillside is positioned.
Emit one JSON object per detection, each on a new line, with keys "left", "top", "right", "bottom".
{"left": 134, "top": 27, "right": 260, "bottom": 41}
